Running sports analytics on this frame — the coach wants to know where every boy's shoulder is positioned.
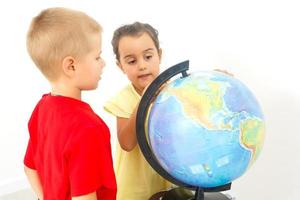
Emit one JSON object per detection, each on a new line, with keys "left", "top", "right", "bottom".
{"left": 33, "top": 93, "right": 105, "bottom": 130}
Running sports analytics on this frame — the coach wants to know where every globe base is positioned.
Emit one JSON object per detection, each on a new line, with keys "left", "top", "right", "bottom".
{"left": 149, "top": 187, "right": 232, "bottom": 200}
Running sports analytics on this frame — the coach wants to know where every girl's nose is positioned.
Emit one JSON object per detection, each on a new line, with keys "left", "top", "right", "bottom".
{"left": 138, "top": 60, "right": 147, "bottom": 71}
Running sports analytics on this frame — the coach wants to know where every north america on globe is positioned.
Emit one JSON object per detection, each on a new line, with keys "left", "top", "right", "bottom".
{"left": 147, "top": 71, "right": 265, "bottom": 188}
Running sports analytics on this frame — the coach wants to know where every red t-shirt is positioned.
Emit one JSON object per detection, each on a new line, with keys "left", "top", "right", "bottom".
{"left": 24, "top": 94, "right": 116, "bottom": 200}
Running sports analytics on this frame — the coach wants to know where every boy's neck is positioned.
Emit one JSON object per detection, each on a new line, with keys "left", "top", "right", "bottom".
{"left": 51, "top": 81, "right": 81, "bottom": 100}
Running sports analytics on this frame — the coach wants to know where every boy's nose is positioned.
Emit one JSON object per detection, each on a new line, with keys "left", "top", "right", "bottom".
{"left": 101, "top": 59, "right": 106, "bottom": 68}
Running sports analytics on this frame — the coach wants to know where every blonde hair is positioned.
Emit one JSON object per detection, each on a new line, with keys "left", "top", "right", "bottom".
{"left": 27, "top": 7, "right": 102, "bottom": 81}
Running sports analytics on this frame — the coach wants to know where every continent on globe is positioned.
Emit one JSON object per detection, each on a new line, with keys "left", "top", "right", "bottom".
{"left": 147, "top": 71, "right": 265, "bottom": 188}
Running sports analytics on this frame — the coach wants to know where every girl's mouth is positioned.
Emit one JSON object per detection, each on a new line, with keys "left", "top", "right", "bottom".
{"left": 138, "top": 74, "right": 151, "bottom": 79}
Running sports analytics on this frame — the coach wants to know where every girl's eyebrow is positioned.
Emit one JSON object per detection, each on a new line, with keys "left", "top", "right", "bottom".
{"left": 123, "top": 54, "right": 134, "bottom": 60}
{"left": 143, "top": 48, "right": 155, "bottom": 52}
{"left": 123, "top": 48, "right": 155, "bottom": 59}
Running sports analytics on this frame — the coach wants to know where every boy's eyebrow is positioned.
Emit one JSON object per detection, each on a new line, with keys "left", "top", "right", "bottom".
{"left": 123, "top": 48, "right": 155, "bottom": 59}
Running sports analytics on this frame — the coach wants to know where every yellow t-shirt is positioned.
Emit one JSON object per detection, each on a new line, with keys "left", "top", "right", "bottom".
{"left": 104, "top": 84, "right": 171, "bottom": 200}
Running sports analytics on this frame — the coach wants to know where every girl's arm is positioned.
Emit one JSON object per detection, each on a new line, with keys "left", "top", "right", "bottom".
{"left": 116, "top": 106, "right": 139, "bottom": 151}
{"left": 116, "top": 84, "right": 163, "bottom": 152}
{"left": 24, "top": 165, "right": 43, "bottom": 200}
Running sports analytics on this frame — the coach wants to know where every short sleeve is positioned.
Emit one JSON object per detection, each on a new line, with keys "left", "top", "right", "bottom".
{"left": 24, "top": 105, "right": 39, "bottom": 169}
{"left": 104, "top": 85, "right": 140, "bottom": 118}
{"left": 24, "top": 139, "right": 36, "bottom": 169}
{"left": 67, "top": 126, "right": 115, "bottom": 196}
{"left": 104, "top": 100, "right": 131, "bottom": 118}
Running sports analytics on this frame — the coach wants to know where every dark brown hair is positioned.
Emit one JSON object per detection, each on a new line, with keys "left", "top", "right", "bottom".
{"left": 111, "top": 22, "right": 159, "bottom": 60}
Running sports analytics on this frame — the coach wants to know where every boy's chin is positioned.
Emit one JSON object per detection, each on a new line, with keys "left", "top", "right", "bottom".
{"left": 80, "top": 84, "right": 98, "bottom": 91}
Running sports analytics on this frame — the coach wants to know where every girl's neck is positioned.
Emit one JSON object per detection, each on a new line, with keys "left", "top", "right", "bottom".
{"left": 132, "top": 84, "right": 143, "bottom": 96}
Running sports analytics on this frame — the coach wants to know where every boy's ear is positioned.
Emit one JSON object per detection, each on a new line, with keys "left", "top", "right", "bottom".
{"left": 62, "top": 56, "right": 76, "bottom": 77}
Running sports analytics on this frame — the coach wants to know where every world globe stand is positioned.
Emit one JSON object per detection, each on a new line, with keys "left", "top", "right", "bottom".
{"left": 160, "top": 185, "right": 231, "bottom": 200}
{"left": 136, "top": 60, "right": 232, "bottom": 200}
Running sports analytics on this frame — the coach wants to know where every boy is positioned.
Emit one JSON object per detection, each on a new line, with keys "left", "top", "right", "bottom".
{"left": 24, "top": 7, "right": 116, "bottom": 200}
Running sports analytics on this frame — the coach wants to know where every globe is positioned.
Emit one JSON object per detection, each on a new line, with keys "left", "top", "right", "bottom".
{"left": 142, "top": 64, "right": 265, "bottom": 189}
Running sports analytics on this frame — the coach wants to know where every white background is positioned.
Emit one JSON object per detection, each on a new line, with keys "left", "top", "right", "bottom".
{"left": 0, "top": 0, "right": 299, "bottom": 199}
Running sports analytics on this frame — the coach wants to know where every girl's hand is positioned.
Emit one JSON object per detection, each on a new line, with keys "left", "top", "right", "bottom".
{"left": 214, "top": 69, "right": 234, "bottom": 77}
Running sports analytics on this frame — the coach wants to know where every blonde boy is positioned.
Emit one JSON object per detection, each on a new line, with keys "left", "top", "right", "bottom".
{"left": 24, "top": 7, "right": 116, "bottom": 200}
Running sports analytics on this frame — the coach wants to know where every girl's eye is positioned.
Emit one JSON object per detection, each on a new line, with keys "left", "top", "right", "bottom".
{"left": 128, "top": 60, "right": 136, "bottom": 65}
{"left": 145, "top": 55, "right": 153, "bottom": 60}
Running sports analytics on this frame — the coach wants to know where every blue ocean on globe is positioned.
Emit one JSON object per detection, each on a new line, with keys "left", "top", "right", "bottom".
{"left": 147, "top": 71, "right": 265, "bottom": 188}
